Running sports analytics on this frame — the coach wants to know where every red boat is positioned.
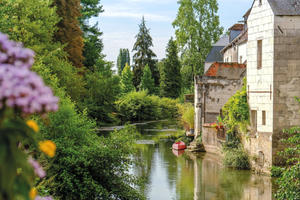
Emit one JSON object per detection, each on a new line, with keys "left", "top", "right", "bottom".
{"left": 172, "top": 149, "right": 185, "bottom": 157}
{"left": 172, "top": 141, "right": 186, "bottom": 150}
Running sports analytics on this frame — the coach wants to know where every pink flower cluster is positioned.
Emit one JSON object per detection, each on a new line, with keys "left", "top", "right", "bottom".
{"left": 35, "top": 196, "right": 53, "bottom": 200}
{"left": 0, "top": 33, "right": 58, "bottom": 113}
{"left": 28, "top": 157, "right": 46, "bottom": 178}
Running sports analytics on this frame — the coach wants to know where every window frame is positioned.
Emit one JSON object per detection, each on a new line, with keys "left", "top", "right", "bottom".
{"left": 257, "top": 40, "right": 263, "bottom": 69}
{"left": 262, "top": 111, "right": 266, "bottom": 126}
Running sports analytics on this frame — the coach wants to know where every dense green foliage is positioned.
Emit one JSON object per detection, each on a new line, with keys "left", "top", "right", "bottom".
{"left": 84, "top": 60, "right": 121, "bottom": 124}
{"left": 140, "top": 65, "right": 156, "bottom": 94}
{"left": 221, "top": 79, "right": 249, "bottom": 136}
{"left": 132, "top": 17, "right": 159, "bottom": 87}
{"left": 173, "top": 0, "right": 223, "bottom": 88}
{"left": 178, "top": 103, "right": 195, "bottom": 130}
{"left": 160, "top": 38, "right": 181, "bottom": 98}
{"left": 0, "top": 0, "right": 86, "bottom": 103}
{"left": 220, "top": 79, "right": 250, "bottom": 170}
{"left": 80, "top": 0, "right": 104, "bottom": 69}
{"left": 275, "top": 126, "right": 300, "bottom": 200}
{"left": 0, "top": 0, "right": 145, "bottom": 199}
{"left": 38, "top": 104, "right": 144, "bottom": 199}
{"left": 0, "top": 114, "right": 37, "bottom": 200}
{"left": 116, "top": 91, "right": 178, "bottom": 122}
{"left": 53, "top": 0, "right": 84, "bottom": 69}
{"left": 223, "top": 146, "right": 250, "bottom": 170}
{"left": 121, "top": 63, "right": 135, "bottom": 94}
{"left": 117, "top": 48, "right": 131, "bottom": 75}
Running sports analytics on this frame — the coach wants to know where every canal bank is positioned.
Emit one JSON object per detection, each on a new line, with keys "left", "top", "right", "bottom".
{"left": 100, "top": 120, "right": 275, "bottom": 200}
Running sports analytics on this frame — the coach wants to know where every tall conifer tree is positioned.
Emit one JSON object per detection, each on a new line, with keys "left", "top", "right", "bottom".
{"left": 132, "top": 17, "right": 159, "bottom": 88}
{"left": 80, "top": 0, "right": 104, "bottom": 70}
{"left": 53, "top": 0, "right": 84, "bottom": 69}
{"left": 117, "top": 49, "right": 130, "bottom": 75}
{"left": 160, "top": 38, "right": 181, "bottom": 98}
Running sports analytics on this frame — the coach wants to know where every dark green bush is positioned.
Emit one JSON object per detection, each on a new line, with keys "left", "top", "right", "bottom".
{"left": 38, "top": 102, "right": 145, "bottom": 200}
{"left": 275, "top": 126, "right": 300, "bottom": 200}
{"left": 223, "top": 146, "right": 250, "bottom": 170}
{"left": 271, "top": 166, "right": 284, "bottom": 177}
{"left": 221, "top": 78, "right": 249, "bottom": 135}
{"left": 275, "top": 163, "right": 300, "bottom": 200}
{"left": 116, "top": 91, "right": 178, "bottom": 122}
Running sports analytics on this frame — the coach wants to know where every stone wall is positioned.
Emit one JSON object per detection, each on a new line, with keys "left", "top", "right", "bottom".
{"left": 242, "top": 132, "right": 272, "bottom": 174}
{"left": 272, "top": 15, "right": 300, "bottom": 165}
{"left": 194, "top": 76, "right": 244, "bottom": 137}
{"left": 202, "top": 77, "right": 243, "bottom": 124}
{"left": 202, "top": 125, "right": 225, "bottom": 155}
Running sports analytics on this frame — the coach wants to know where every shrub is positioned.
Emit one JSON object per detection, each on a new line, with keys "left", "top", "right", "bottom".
{"left": 223, "top": 146, "right": 250, "bottom": 170}
{"left": 38, "top": 101, "right": 145, "bottom": 199}
{"left": 115, "top": 91, "right": 178, "bottom": 122}
{"left": 178, "top": 103, "right": 195, "bottom": 130}
{"left": 275, "top": 126, "right": 300, "bottom": 200}
{"left": 176, "top": 135, "right": 193, "bottom": 146}
{"left": 221, "top": 78, "right": 249, "bottom": 136}
{"left": 271, "top": 166, "right": 284, "bottom": 177}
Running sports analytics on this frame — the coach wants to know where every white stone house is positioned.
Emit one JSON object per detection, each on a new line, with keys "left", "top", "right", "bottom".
{"left": 245, "top": 0, "right": 300, "bottom": 173}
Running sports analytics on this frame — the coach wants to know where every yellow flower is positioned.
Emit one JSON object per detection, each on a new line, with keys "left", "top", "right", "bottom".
{"left": 39, "top": 140, "right": 56, "bottom": 158}
{"left": 26, "top": 120, "right": 39, "bottom": 133}
{"left": 29, "top": 188, "right": 37, "bottom": 199}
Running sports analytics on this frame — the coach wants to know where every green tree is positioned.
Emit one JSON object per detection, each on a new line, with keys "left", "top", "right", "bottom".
{"left": 0, "top": 0, "right": 86, "bottom": 102}
{"left": 117, "top": 48, "right": 131, "bottom": 75}
{"left": 132, "top": 17, "right": 159, "bottom": 87}
{"left": 84, "top": 60, "right": 121, "bottom": 124}
{"left": 173, "top": 0, "right": 223, "bottom": 84}
{"left": 80, "top": 0, "right": 104, "bottom": 69}
{"left": 121, "top": 63, "right": 135, "bottom": 94}
{"left": 160, "top": 38, "right": 181, "bottom": 98}
{"left": 139, "top": 65, "right": 156, "bottom": 94}
{"left": 53, "top": 0, "right": 84, "bottom": 69}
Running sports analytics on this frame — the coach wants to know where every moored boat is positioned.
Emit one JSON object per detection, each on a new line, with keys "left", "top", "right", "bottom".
{"left": 172, "top": 141, "right": 186, "bottom": 150}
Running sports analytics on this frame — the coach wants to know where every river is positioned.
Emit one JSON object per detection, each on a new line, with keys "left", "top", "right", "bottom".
{"left": 100, "top": 120, "right": 275, "bottom": 200}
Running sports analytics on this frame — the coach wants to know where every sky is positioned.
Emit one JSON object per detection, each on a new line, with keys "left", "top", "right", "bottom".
{"left": 92, "top": 0, "right": 253, "bottom": 64}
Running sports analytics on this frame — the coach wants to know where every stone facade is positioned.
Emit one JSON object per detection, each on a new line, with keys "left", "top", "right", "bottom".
{"left": 195, "top": 0, "right": 300, "bottom": 174}
{"left": 195, "top": 64, "right": 245, "bottom": 138}
{"left": 246, "top": 0, "right": 275, "bottom": 173}
{"left": 246, "top": 0, "right": 300, "bottom": 172}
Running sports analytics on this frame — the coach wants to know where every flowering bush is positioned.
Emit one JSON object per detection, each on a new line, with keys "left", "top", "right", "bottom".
{"left": 0, "top": 33, "right": 58, "bottom": 200}
{"left": 207, "top": 122, "right": 224, "bottom": 131}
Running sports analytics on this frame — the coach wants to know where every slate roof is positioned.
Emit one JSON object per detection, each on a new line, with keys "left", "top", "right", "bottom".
{"left": 213, "top": 35, "right": 229, "bottom": 46}
{"left": 205, "top": 46, "right": 224, "bottom": 63}
{"left": 229, "top": 24, "right": 244, "bottom": 31}
{"left": 205, "top": 35, "right": 229, "bottom": 63}
{"left": 268, "top": 0, "right": 300, "bottom": 16}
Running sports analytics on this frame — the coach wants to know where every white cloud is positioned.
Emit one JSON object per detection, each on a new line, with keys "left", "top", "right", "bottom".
{"left": 100, "top": 5, "right": 172, "bottom": 22}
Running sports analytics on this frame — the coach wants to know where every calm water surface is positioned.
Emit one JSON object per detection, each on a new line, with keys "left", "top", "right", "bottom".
{"left": 102, "top": 120, "right": 274, "bottom": 200}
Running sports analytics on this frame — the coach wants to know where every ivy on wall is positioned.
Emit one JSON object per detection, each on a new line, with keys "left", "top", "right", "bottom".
{"left": 220, "top": 78, "right": 250, "bottom": 138}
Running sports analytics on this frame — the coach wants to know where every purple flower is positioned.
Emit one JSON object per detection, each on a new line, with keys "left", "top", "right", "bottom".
{"left": 35, "top": 196, "right": 53, "bottom": 200}
{"left": 0, "top": 33, "right": 58, "bottom": 114}
{"left": 0, "top": 33, "right": 34, "bottom": 69}
{"left": 28, "top": 157, "right": 46, "bottom": 178}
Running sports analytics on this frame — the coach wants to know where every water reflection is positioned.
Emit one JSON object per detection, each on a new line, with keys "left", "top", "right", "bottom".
{"left": 130, "top": 121, "right": 274, "bottom": 200}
